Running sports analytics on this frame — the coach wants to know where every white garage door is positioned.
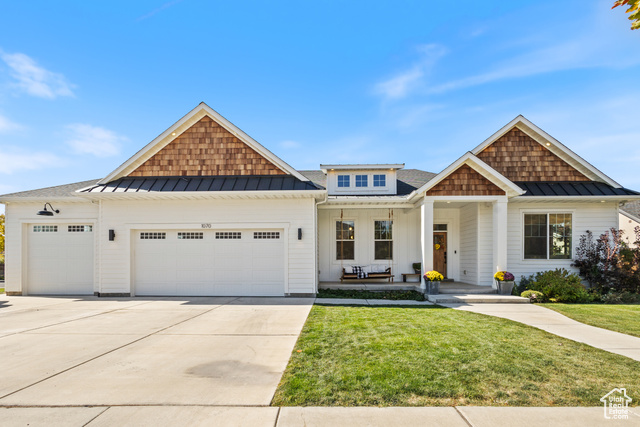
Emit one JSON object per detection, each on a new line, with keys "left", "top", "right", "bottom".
{"left": 134, "top": 229, "right": 285, "bottom": 296}
{"left": 27, "top": 224, "right": 94, "bottom": 295}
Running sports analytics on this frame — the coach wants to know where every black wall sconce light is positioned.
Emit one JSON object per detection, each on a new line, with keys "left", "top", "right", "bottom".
{"left": 109, "top": 229, "right": 116, "bottom": 241}
{"left": 37, "top": 203, "right": 60, "bottom": 216}
{"left": 298, "top": 228, "right": 302, "bottom": 240}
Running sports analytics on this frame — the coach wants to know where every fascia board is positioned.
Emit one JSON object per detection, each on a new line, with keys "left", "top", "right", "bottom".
{"left": 74, "top": 190, "right": 326, "bottom": 201}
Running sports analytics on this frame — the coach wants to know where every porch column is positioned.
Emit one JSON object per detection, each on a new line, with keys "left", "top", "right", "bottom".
{"left": 492, "top": 198, "right": 508, "bottom": 275}
{"left": 420, "top": 198, "right": 434, "bottom": 289}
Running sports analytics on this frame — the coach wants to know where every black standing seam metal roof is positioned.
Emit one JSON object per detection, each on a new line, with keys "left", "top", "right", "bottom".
{"left": 80, "top": 175, "right": 322, "bottom": 193}
{"left": 515, "top": 181, "right": 640, "bottom": 197}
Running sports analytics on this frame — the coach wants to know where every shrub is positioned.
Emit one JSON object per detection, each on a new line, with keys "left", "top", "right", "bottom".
{"left": 526, "top": 269, "right": 593, "bottom": 303}
{"left": 601, "top": 291, "right": 640, "bottom": 304}
{"left": 521, "top": 290, "right": 545, "bottom": 303}
{"left": 573, "top": 227, "right": 640, "bottom": 294}
{"left": 516, "top": 274, "right": 534, "bottom": 295}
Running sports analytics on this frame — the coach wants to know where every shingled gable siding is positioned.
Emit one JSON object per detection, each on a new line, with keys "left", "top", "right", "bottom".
{"left": 128, "top": 116, "right": 286, "bottom": 177}
{"left": 476, "top": 127, "right": 589, "bottom": 182}
{"left": 426, "top": 164, "right": 505, "bottom": 196}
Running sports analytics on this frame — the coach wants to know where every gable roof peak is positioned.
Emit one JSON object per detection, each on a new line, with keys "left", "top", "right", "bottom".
{"left": 98, "top": 103, "right": 308, "bottom": 184}
{"left": 471, "top": 115, "right": 620, "bottom": 188}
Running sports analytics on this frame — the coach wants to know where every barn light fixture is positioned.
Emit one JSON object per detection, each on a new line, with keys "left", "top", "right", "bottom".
{"left": 109, "top": 229, "right": 116, "bottom": 241}
{"left": 37, "top": 203, "right": 60, "bottom": 216}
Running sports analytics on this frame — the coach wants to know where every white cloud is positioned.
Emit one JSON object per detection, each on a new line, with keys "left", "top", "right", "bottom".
{"left": 0, "top": 51, "right": 75, "bottom": 99}
{"left": 374, "top": 44, "right": 447, "bottom": 100}
{"left": 0, "top": 114, "right": 23, "bottom": 132}
{"left": 65, "top": 124, "right": 126, "bottom": 157}
{"left": 0, "top": 149, "right": 61, "bottom": 174}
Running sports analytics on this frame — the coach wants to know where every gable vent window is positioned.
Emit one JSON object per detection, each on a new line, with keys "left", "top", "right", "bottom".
{"left": 337, "top": 175, "right": 350, "bottom": 187}
{"left": 355, "top": 175, "right": 368, "bottom": 187}
{"left": 140, "top": 232, "right": 166, "bottom": 240}
{"left": 178, "top": 232, "right": 203, "bottom": 240}
{"left": 216, "top": 232, "right": 242, "bottom": 239}
{"left": 254, "top": 231, "right": 280, "bottom": 239}
{"left": 373, "top": 174, "right": 386, "bottom": 187}
{"left": 68, "top": 225, "right": 93, "bottom": 232}
{"left": 33, "top": 225, "right": 58, "bottom": 232}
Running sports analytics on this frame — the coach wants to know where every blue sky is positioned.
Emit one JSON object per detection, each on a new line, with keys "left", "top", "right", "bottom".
{"left": 1, "top": 0, "right": 639, "bottom": 214}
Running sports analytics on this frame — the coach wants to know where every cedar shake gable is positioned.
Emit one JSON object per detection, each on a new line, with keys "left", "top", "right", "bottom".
{"left": 128, "top": 116, "right": 286, "bottom": 177}
{"left": 476, "top": 127, "right": 589, "bottom": 182}
{"left": 426, "top": 164, "right": 506, "bottom": 196}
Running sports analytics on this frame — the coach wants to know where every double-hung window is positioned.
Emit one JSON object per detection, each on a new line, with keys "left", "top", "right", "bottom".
{"left": 374, "top": 220, "right": 393, "bottom": 260}
{"left": 524, "top": 213, "right": 572, "bottom": 259}
{"left": 336, "top": 220, "right": 355, "bottom": 260}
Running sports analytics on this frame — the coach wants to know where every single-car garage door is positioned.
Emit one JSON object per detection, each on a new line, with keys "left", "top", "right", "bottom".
{"left": 27, "top": 224, "right": 94, "bottom": 295}
{"left": 134, "top": 229, "right": 285, "bottom": 296}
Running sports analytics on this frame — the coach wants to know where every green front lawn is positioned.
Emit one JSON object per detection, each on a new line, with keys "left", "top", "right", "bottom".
{"left": 272, "top": 305, "right": 640, "bottom": 407}
{"left": 541, "top": 304, "right": 640, "bottom": 338}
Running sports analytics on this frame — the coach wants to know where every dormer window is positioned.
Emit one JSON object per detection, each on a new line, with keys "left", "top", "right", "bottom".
{"left": 337, "top": 175, "right": 350, "bottom": 187}
{"left": 373, "top": 174, "right": 386, "bottom": 187}
{"left": 355, "top": 175, "right": 368, "bottom": 187}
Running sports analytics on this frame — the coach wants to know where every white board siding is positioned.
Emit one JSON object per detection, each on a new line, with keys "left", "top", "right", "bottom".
{"left": 99, "top": 197, "right": 315, "bottom": 295}
{"left": 459, "top": 203, "right": 478, "bottom": 285}
{"left": 318, "top": 207, "right": 419, "bottom": 282}
{"left": 3, "top": 202, "right": 99, "bottom": 295}
{"left": 619, "top": 212, "right": 639, "bottom": 248}
{"left": 507, "top": 201, "right": 619, "bottom": 282}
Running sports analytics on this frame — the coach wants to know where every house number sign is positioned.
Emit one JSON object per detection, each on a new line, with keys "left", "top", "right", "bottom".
{"left": 201, "top": 223, "right": 212, "bottom": 228}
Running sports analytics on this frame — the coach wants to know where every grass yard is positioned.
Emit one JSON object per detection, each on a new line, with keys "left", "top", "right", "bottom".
{"left": 272, "top": 305, "right": 640, "bottom": 407}
{"left": 540, "top": 304, "right": 640, "bottom": 338}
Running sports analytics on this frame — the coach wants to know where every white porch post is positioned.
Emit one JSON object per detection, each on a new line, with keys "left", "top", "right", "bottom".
{"left": 492, "top": 198, "right": 508, "bottom": 277}
{"left": 420, "top": 198, "right": 434, "bottom": 289}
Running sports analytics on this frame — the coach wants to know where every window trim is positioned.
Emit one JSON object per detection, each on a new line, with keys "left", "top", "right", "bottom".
{"left": 335, "top": 219, "right": 356, "bottom": 261}
{"left": 373, "top": 174, "right": 386, "bottom": 187}
{"left": 337, "top": 175, "right": 350, "bottom": 188}
{"left": 373, "top": 219, "right": 393, "bottom": 260}
{"left": 355, "top": 174, "right": 368, "bottom": 188}
{"left": 521, "top": 210, "right": 574, "bottom": 261}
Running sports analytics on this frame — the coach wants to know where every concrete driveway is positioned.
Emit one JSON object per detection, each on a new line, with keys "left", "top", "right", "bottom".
{"left": 0, "top": 295, "right": 312, "bottom": 423}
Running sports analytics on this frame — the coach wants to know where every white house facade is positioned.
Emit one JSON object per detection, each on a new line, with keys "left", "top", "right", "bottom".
{"left": 2, "top": 103, "right": 639, "bottom": 296}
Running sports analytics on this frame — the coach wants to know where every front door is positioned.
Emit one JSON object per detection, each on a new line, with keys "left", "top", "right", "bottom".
{"left": 433, "top": 232, "right": 447, "bottom": 278}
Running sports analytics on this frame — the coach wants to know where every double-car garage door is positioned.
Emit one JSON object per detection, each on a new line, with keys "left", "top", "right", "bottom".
{"left": 134, "top": 229, "right": 285, "bottom": 296}
{"left": 26, "top": 224, "right": 285, "bottom": 296}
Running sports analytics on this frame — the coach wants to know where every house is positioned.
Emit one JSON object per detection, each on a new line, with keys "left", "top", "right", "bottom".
{"left": 1, "top": 103, "right": 639, "bottom": 297}
{"left": 620, "top": 201, "right": 640, "bottom": 248}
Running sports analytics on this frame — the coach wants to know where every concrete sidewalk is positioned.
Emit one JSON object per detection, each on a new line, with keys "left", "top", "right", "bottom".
{"left": 1, "top": 405, "right": 638, "bottom": 426}
{"left": 442, "top": 302, "right": 640, "bottom": 361}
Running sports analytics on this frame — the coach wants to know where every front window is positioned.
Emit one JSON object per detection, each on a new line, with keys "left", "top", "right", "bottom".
{"left": 355, "top": 175, "right": 368, "bottom": 187}
{"left": 524, "top": 213, "right": 572, "bottom": 259}
{"left": 373, "top": 174, "right": 386, "bottom": 187}
{"left": 337, "top": 175, "right": 350, "bottom": 187}
{"left": 374, "top": 220, "right": 393, "bottom": 260}
{"left": 336, "top": 220, "right": 355, "bottom": 260}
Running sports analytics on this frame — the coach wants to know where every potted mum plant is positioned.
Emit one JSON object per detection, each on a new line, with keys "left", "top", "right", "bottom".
{"left": 423, "top": 270, "right": 444, "bottom": 295}
{"left": 494, "top": 271, "right": 515, "bottom": 295}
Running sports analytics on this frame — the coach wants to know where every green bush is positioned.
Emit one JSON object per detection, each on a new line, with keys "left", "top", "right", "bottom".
{"left": 521, "top": 290, "right": 545, "bottom": 303}
{"left": 525, "top": 269, "right": 593, "bottom": 303}
{"left": 601, "top": 291, "right": 640, "bottom": 304}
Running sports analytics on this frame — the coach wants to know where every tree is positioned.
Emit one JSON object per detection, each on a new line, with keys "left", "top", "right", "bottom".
{"left": 613, "top": 0, "right": 640, "bottom": 30}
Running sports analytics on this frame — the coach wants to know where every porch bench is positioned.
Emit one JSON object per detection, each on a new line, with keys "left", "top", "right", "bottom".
{"left": 340, "top": 267, "right": 394, "bottom": 283}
